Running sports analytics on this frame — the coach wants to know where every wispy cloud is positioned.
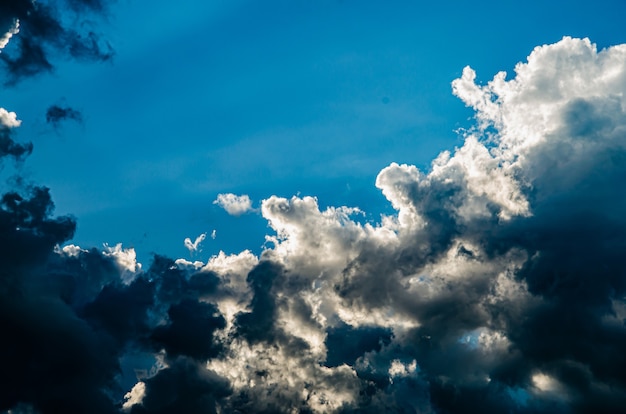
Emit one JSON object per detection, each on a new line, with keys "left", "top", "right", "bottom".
{"left": 184, "top": 232, "right": 206, "bottom": 255}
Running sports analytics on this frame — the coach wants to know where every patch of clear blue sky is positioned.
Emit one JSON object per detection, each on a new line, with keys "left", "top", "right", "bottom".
{"left": 3, "top": 0, "right": 625, "bottom": 264}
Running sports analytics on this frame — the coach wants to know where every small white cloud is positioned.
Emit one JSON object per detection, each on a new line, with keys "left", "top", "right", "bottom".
{"left": 184, "top": 232, "right": 206, "bottom": 254}
{"left": 122, "top": 381, "right": 146, "bottom": 411}
{"left": 0, "top": 108, "right": 21, "bottom": 128}
{"left": 174, "top": 258, "right": 204, "bottom": 269}
{"left": 532, "top": 373, "right": 559, "bottom": 392}
{"left": 214, "top": 193, "right": 253, "bottom": 216}
{"left": 211, "top": 229, "right": 217, "bottom": 239}
{"left": 531, "top": 372, "right": 568, "bottom": 400}
{"left": 388, "top": 359, "right": 418, "bottom": 380}
{"left": 55, "top": 243, "right": 87, "bottom": 258}
{"left": 0, "top": 19, "right": 19, "bottom": 52}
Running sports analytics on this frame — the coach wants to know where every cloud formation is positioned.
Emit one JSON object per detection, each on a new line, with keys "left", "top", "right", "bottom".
{"left": 2, "top": 37, "right": 626, "bottom": 413}
{"left": 46, "top": 104, "right": 83, "bottom": 128}
{"left": 213, "top": 193, "right": 254, "bottom": 216}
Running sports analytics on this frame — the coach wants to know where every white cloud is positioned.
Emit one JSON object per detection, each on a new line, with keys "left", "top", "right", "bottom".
{"left": 388, "top": 359, "right": 417, "bottom": 379}
{"left": 206, "top": 340, "right": 361, "bottom": 412}
{"left": 214, "top": 193, "right": 254, "bottom": 216}
{"left": 56, "top": 243, "right": 88, "bottom": 258}
{"left": 0, "top": 107, "right": 21, "bottom": 128}
{"left": 452, "top": 37, "right": 626, "bottom": 189}
{"left": 122, "top": 381, "right": 146, "bottom": 411}
{"left": 261, "top": 195, "right": 370, "bottom": 273}
{"left": 0, "top": 19, "right": 19, "bottom": 51}
{"left": 202, "top": 249, "right": 259, "bottom": 279}
{"left": 184, "top": 232, "right": 206, "bottom": 254}
{"left": 102, "top": 243, "right": 142, "bottom": 283}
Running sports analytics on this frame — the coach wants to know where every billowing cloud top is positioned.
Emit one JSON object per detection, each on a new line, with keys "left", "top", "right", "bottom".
{"left": 3, "top": 37, "right": 626, "bottom": 413}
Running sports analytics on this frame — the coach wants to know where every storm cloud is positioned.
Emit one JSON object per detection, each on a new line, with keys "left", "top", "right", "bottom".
{"left": 2, "top": 36, "right": 626, "bottom": 413}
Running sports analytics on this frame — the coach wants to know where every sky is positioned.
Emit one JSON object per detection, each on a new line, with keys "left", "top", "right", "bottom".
{"left": 2, "top": 0, "right": 626, "bottom": 413}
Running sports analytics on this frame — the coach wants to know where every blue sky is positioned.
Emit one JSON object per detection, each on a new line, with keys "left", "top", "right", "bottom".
{"left": 4, "top": 0, "right": 626, "bottom": 263}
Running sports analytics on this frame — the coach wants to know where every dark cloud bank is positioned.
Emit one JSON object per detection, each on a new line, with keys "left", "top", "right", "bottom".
{"left": 2, "top": 14, "right": 626, "bottom": 413}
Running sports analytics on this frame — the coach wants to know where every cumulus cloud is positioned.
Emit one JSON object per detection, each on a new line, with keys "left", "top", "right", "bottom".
{"left": 0, "top": 107, "right": 20, "bottom": 128}
{"left": 3, "top": 36, "right": 626, "bottom": 413}
{"left": 213, "top": 193, "right": 254, "bottom": 216}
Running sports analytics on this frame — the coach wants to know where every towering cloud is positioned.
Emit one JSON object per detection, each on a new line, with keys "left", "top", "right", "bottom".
{"left": 2, "top": 36, "right": 626, "bottom": 413}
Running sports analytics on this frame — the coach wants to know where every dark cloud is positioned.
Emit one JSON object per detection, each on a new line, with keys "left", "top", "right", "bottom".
{"left": 82, "top": 277, "right": 155, "bottom": 345}
{"left": 0, "top": 128, "right": 32, "bottom": 160}
{"left": 130, "top": 357, "right": 231, "bottom": 414}
{"left": 0, "top": 0, "right": 114, "bottom": 84}
{"left": 148, "top": 255, "right": 221, "bottom": 306}
{"left": 324, "top": 322, "right": 392, "bottom": 368}
{"left": 45, "top": 104, "right": 83, "bottom": 127}
{"left": 0, "top": 184, "right": 228, "bottom": 412}
{"left": 150, "top": 299, "right": 225, "bottom": 360}
{"left": 233, "top": 260, "right": 283, "bottom": 344}
{"left": 0, "top": 185, "right": 121, "bottom": 413}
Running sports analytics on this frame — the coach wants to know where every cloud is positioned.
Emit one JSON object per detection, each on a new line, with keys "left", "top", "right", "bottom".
{"left": 127, "top": 357, "right": 231, "bottom": 414}
{"left": 3, "top": 36, "right": 626, "bottom": 413}
{"left": 0, "top": 107, "right": 32, "bottom": 161}
{"left": 46, "top": 104, "right": 83, "bottom": 128}
{"left": 213, "top": 193, "right": 254, "bottom": 216}
{"left": 183, "top": 232, "right": 206, "bottom": 254}
{"left": 0, "top": 19, "right": 19, "bottom": 51}
{"left": 0, "top": 0, "right": 114, "bottom": 84}
{"left": 0, "top": 107, "right": 20, "bottom": 128}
